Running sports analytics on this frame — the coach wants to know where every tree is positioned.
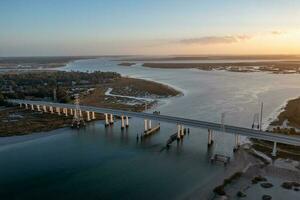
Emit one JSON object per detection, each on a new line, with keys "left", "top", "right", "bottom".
{"left": 56, "top": 87, "right": 70, "bottom": 103}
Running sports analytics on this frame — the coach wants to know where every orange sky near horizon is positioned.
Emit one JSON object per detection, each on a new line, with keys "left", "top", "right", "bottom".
{"left": 135, "top": 30, "right": 300, "bottom": 56}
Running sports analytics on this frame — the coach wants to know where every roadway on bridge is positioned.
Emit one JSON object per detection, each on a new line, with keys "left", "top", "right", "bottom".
{"left": 8, "top": 99, "right": 300, "bottom": 146}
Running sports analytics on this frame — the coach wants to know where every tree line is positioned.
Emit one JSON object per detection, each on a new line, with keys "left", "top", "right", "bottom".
{"left": 0, "top": 71, "right": 121, "bottom": 104}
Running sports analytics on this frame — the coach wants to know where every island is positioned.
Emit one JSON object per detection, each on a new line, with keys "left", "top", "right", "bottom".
{"left": 118, "top": 62, "right": 136, "bottom": 66}
{"left": 117, "top": 55, "right": 300, "bottom": 74}
{"left": 142, "top": 61, "right": 300, "bottom": 74}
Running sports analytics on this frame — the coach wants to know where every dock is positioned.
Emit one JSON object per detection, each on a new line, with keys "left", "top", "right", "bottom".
{"left": 143, "top": 125, "right": 160, "bottom": 137}
{"left": 210, "top": 154, "right": 230, "bottom": 166}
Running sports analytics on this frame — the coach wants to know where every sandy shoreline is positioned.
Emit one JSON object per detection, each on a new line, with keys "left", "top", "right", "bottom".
{"left": 182, "top": 145, "right": 300, "bottom": 200}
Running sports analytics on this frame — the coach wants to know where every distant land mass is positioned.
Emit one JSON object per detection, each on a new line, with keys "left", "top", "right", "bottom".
{"left": 0, "top": 56, "right": 102, "bottom": 69}
{"left": 117, "top": 54, "right": 300, "bottom": 61}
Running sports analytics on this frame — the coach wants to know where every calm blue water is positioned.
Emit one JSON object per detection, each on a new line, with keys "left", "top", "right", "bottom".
{"left": 1, "top": 57, "right": 300, "bottom": 199}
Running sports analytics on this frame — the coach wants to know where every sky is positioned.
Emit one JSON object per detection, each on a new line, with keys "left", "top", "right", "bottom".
{"left": 1, "top": 0, "right": 300, "bottom": 56}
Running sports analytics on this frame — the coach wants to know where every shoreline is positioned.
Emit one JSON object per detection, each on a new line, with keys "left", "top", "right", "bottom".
{"left": 141, "top": 62, "right": 300, "bottom": 74}
{"left": 0, "top": 70, "right": 182, "bottom": 137}
{"left": 2, "top": 58, "right": 300, "bottom": 199}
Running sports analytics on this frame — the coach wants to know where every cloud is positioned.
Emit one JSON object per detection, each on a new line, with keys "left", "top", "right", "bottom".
{"left": 271, "top": 30, "right": 284, "bottom": 35}
{"left": 179, "top": 35, "right": 252, "bottom": 45}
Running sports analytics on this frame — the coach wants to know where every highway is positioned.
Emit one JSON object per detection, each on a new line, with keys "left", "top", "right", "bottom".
{"left": 8, "top": 99, "right": 300, "bottom": 146}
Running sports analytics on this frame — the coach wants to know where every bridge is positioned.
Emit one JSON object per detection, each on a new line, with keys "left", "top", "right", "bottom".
{"left": 7, "top": 99, "right": 300, "bottom": 157}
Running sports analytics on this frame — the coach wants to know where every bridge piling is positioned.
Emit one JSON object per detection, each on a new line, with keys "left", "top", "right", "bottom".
{"left": 86, "top": 111, "right": 91, "bottom": 121}
{"left": 56, "top": 107, "right": 61, "bottom": 115}
{"left": 92, "top": 112, "right": 95, "bottom": 120}
{"left": 43, "top": 105, "right": 47, "bottom": 112}
{"left": 121, "top": 115, "right": 125, "bottom": 129}
{"left": 272, "top": 142, "right": 277, "bottom": 157}
{"left": 233, "top": 134, "right": 240, "bottom": 152}
{"left": 31, "top": 104, "right": 34, "bottom": 110}
{"left": 148, "top": 120, "right": 152, "bottom": 129}
{"left": 208, "top": 129, "right": 214, "bottom": 147}
{"left": 104, "top": 113, "right": 109, "bottom": 127}
{"left": 19, "top": 103, "right": 22, "bottom": 108}
{"left": 25, "top": 104, "right": 28, "bottom": 109}
{"left": 109, "top": 114, "right": 114, "bottom": 125}
{"left": 180, "top": 125, "right": 185, "bottom": 138}
{"left": 70, "top": 108, "right": 73, "bottom": 115}
{"left": 49, "top": 106, "right": 54, "bottom": 114}
{"left": 177, "top": 124, "right": 181, "bottom": 140}
{"left": 37, "top": 105, "right": 41, "bottom": 111}
{"left": 144, "top": 119, "right": 148, "bottom": 132}
{"left": 64, "top": 108, "right": 68, "bottom": 117}
{"left": 79, "top": 110, "right": 83, "bottom": 117}
{"left": 125, "top": 116, "right": 129, "bottom": 128}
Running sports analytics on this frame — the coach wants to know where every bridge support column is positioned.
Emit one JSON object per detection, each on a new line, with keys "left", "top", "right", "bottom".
{"left": 70, "top": 108, "right": 73, "bottom": 116}
{"left": 56, "top": 107, "right": 61, "bottom": 115}
{"left": 79, "top": 110, "right": 82, "bottom": 117}
{"left": 181, "top": 125, "right": 185, "bottom": 137}
{"left": 19, "top": 103, "right": 22, "bottom": 108}
{"left": 86, "top": 111, "right": 91, "bottom": 121}
{"left": 43, "top": 105, "right": 47, "bottom": 112}
{"left": 109, "top": 114, "right": 114, "bottom": 124}
{"left": 92, "top": 112, "right": 96, "bottom": 120}
{"left": 208, "top": 129, "right": 213, "bottom": 146}
{"left": 272, "top": 142, "right": 277, "bottom": 157}
{"left": 49, "top": 106, "right": 54, "bottom": 114}
{"left": 121, "top": 115, "right": 125, "bottom": 129}
{"left": 144, "top": 119, "right": 148, "bottom": 132}
{"left": 31, "top": 104, "right": 34, "bottom": 110}
{"left": 105, "top": 113, "right": 109, "bottom": 127}
{"left": 148, "top": 120, "right": 152, "bottom": 129}
{"left": 37, "top": 105, "right": 41, "bottom": 111}
{"left": 125, "top": 116, "right": 129, "bottom": 128}
{"left": 64, "top": 108, "right": 68, "bottom": 117}
{"left": 25, "top": 104, "right": 28, "bottom": 109}
{"left": 177, "top": 124, "right": 181, "bottom": 140}
{"left": 233, "top": 134, "right": 240, "bottom": 152}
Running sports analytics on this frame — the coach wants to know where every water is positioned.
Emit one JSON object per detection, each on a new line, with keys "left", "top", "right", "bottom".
{"left": 1, "top": 57, "right": 300, "bottom": 199}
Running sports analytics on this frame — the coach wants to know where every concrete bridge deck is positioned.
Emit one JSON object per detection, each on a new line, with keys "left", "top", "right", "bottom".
{"left": 7, "top": 99, "right": 300, "bottom": 147}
